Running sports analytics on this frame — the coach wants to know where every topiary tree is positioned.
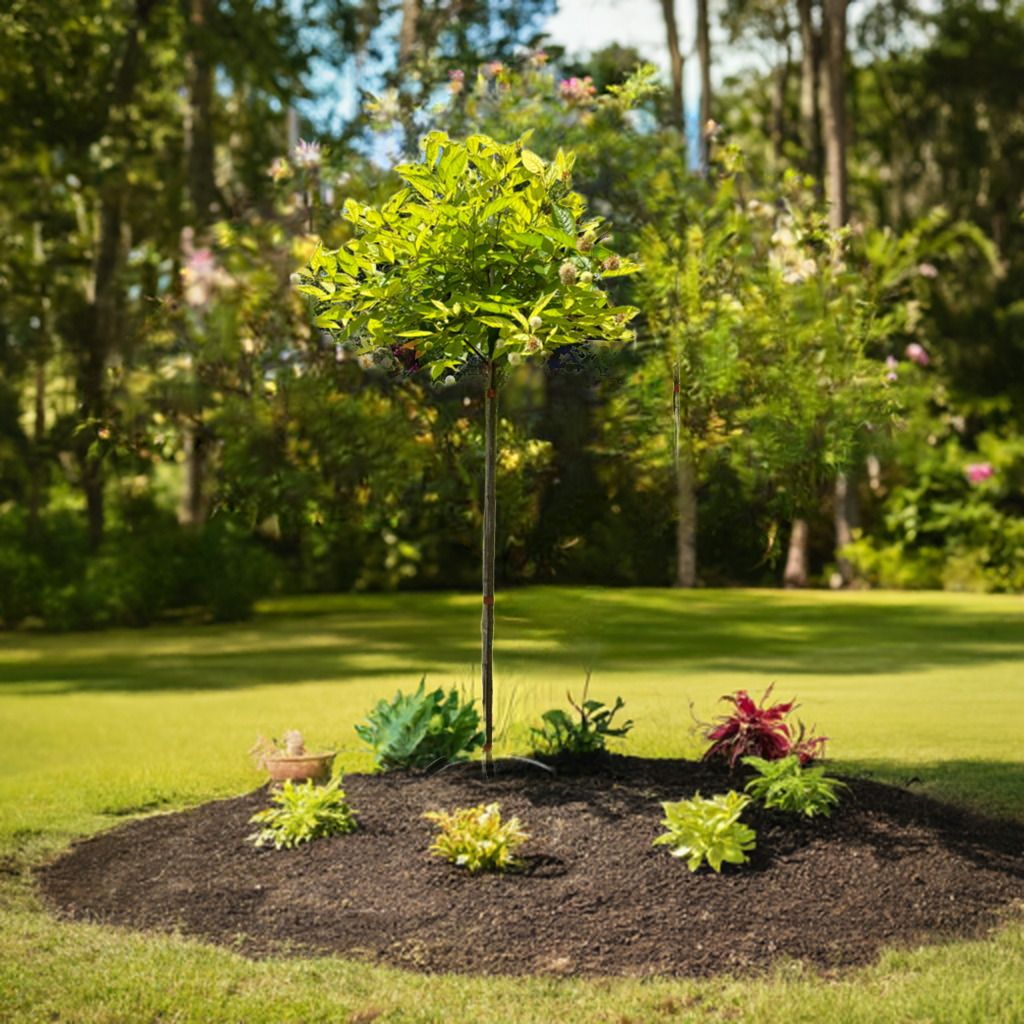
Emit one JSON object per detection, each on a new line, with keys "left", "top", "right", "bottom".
{"left": 295, "top": 129, "right": 640, "bottom": 778}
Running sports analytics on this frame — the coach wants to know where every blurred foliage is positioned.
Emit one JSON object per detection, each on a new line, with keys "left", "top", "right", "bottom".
{"left": 1, "top": 0, "right": 1023, "bottom": 631}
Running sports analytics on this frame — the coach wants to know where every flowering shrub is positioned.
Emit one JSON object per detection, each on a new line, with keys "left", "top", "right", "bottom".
{"left": 699, "top": 684, "right": 826, "bottom": 768}
{"left": 247, "top": 776, "right": 357, "bottom": 850}
{"left": 965, "top": 462, "right": 994, "bottom": 483}
{"left": 558, "top": 76, "right": 596, "bottom": 106}
{"left": 742, "top": 755, "right": 847, "bottom": 818}
{"left": 653, "top": 791, "right": 756, "bottom": 873}
{"left": 424, "top": 802, "right": 529, "bottom": 872}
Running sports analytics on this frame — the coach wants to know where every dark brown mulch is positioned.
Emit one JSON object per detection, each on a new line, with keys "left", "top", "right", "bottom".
{"left": 37, "top": 755, "right": 1024, "bottom": 979}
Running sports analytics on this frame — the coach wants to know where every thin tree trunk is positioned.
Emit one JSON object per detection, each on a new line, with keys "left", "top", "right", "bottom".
{"left": 834, "top": 471, "right": 858, "bottom": 584}
{"left": 771, "top": 57, "right": 790, "bottom": 164}
{"left": 480, "top": 362, "right": 497, "bottom": 780}
{"left": 797, "top": 0, "right": 823, "bottom": 184}
{"left": 672, "top": 359, "right": 697, "bottom": 587}
{"left": 783, "top": 519, "right": 809, "bottom": 588}
{"left": 186, "top": 0, "right": 219, "bottom": 227}
{"left": 821, "top": 0, "right": 848, "bottom": 230}
{"left": 659, "top": 0, "right": 685, "bottom": 133}
{"left": 28, "top": 355, "right": 46, "bottom": 538}
{"left": 696, "top": 0, "right": 712, "bottom": 168}
{"left": 398, "top": 0, "right": 421, "bottom": 154}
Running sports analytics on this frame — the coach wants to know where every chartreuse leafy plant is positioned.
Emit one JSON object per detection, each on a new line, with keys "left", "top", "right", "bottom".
{"left": 355, "top": 676, "right": 483, "bottom": 771}
{"left": 530, "top": 670, "right": 633, "bottom": 756}
{"left": 743, "top": 755, "right": 848, "bottom": 818}
{"left": 423, "top": 802, "right": 530, "bottom": 872}
{"left": 247, "top": 775, "right": 358, "bottom": 850}
{"left": 297, "top": 130, "right": 640, "bottom": 778}
{"left": 653, "top": 791, "right": 757, "bottom": 873}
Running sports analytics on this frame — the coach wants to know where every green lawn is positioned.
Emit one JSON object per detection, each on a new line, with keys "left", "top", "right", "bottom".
{"left": 2, "top": 587, "right": 1023, "bottom": 1022}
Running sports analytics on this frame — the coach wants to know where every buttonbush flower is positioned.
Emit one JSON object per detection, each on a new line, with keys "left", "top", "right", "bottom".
{"left": 559, "top": 261, "right": 577, "bottom": 287}
{"left": 292, "top": 139, "right": 322, "bottom": 170}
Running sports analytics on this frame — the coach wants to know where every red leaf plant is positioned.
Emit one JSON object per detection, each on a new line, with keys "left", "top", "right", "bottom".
{"left": 697, "top": 684, "right": 826, "bottom": 769}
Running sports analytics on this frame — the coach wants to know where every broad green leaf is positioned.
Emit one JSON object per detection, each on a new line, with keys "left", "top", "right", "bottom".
{"left": 520, "top": 149, "right": 545, "bottom": 175}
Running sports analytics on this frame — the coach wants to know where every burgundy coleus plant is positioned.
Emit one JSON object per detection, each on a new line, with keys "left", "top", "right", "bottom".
{"left": 700, "top": 683, "right": 826, "bottom": 769}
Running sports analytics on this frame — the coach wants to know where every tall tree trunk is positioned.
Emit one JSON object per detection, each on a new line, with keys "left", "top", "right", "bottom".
{"left": 673, "top": 361, "right": 697, "bottom": 587}
{"left": 797, "top": 0, "right": 823, "bottom": 184}
{"left": 480, "top": 362, "right": 498, "bottom": 781}
{"left": 783, "top": 519, "right": 809, "bottom": 588}
{"left": 821, "top": 0, "right": 858, "bottom": 582}
{"left": 76, "top": 0, "right": 157, "bottom": 550}
{"left": 696, "top": 0, "right": 712, "bottom": 168}
{"left": 771, "top": 50, "right": 791, "bottom": 164}
{"left": 821, "top": 0, "right": 849, "bottom": 231}
{"left": 834, "top": 470, "right": 858, "bottom": 583}
{"left": 659, "top": 0, "right": 685, "bottom": 133}
{"left": 186, "top": 0, "right": 219, "bottom": 227}
{"left": 397, "top": 0, "right": 421, "bottom": 155}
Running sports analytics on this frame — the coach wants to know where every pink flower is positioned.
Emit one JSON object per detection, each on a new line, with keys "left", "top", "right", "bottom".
{"left": 558, "top": 76, "right": 596, "bottom": 106}
{"left": 886, "top": 372, "right": 898, "bottom": 382}
{"left": 905, "top": 342, "right": 930, "bottom": 367}
{"left": 885, "top": 355, "right": 898, "bottom": 368}
{"left": 267, "top": 156, "right": 291, "bottom": 182}
{"left": 448, "top": 69, "right": 465, "bottom": 94}
{"left": 917, "top": 263, "right": 939, "bottom": 278}
{"left": 965, "top": 463, "right": 994, "bottom": 484}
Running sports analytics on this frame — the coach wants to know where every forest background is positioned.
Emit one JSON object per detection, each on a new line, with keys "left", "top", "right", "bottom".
{"left": 1, "top": 0, "right": 1022, "bottom": 631}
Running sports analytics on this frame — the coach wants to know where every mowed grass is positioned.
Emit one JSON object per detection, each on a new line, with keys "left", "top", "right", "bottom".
{"left": 1, "top": 587, "right": 1023, "bottom": 1022}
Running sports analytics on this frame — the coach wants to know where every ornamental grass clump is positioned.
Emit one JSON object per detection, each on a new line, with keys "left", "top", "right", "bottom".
{"left": 247, "top": 775, "right": 358, "bottom": 850}
{"left": 742, "top": 755, "right": 848, "bottom": 818}
{"left": 653, "top": 791, "right": 756, "bottom": 873}
{"left": 698, "top": 683, "right": 826, "bottom": 768}
{"left": 424, "top": 802, "right": 529, "bottom": 872}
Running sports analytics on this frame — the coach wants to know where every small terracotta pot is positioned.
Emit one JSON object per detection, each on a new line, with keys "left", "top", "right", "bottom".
{"left": 264, "top": 752, "right": 336, "bottom": 785}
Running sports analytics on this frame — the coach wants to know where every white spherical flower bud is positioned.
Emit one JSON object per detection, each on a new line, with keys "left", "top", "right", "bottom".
{"left": 507, "top": 351, "right": 522, "bottom": 366}
{"left": 529, "top": 315, "right": 543, "bottom": 330}
{"left": 580, "top": 271, "right": 593, "bottom": 286}
{"left": 559, "top": 261, "right": 577, "bottom": 287}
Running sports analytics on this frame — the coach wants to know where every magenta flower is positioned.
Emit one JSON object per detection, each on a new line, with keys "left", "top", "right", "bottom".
{"left": 905, "top": 342, "right": 930, "bottom": 366}
{"left": 965, "top": 463, "right": 994, "bottom": 484}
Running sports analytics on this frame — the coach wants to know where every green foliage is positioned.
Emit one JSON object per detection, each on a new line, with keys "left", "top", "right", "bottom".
{"left": 247, "top": 776, "right": 358, "bottom": 850}
{"left": 297, "top": 129, "right": 640, "bottom": 381}
{"left": 354, "top": 677, "right": 484, "bottom": 771}
{"left": 742, "top": 755, "right": 847, "bottom": 818}
{"left": 653, "top": 791, "right": 757, "bottom": 873}
{"left": 530, "top": 672, "right": 632, "bottom": 755}
{"left": 423, "top": 802, "right": 529, "bottom": 872}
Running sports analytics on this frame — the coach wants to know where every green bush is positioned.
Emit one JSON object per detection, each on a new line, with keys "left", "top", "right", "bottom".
{"left": 742, "top": 755, "right": 847, "bottom": 818}
{"left": 653, "top": 791, "right": 757, "bottom": 873}
{"left": 247, "top": 776, "right": 358, "bottom": 850}
{"left": 423, "top": 802, "right": 529, "bottom": 872}
{"left": 355, "top": 676, "right": 484, "bottom": 770}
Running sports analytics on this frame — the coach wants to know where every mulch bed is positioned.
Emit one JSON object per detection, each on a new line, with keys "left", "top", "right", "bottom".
{"left": 37, "top": 755, "right": 1024, "bottom": 978}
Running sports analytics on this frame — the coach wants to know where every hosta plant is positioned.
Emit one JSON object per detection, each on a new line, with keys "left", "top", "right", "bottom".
{"left": 653, "top": 791, "right": 757, "bottom": 873}
{"left": 423, "top": 802, "right": 530, "bottom": 872}
{"left": 247, "top": 776, "right": 358, "bottom": 850}
{"left": 355, "top": 676, "right": 483, "bottom": 770}
{"left": 530, "top": 670, "right": 633, "bottom": 756}
{"left": 742, "top": 755, "right": 848, "bottom": 818}
{"left": 699, "top": 683, "right": 826, "bottom": 768}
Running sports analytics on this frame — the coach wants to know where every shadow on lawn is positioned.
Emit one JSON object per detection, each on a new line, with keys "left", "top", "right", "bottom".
{"left": 0, "top": 587, "right": 1022, "bottom": 694}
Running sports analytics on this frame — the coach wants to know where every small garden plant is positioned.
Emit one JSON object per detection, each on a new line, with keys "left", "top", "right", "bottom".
{"left": 698, "top": 683, "right": 826, "bottom": 768}
{"left": 355, "top": 676, "right": 483, "bottom": 770}
{"left": 247, "top": 776, "right": 358, "bottom": 850}
{"left": 530, "top": 671, "right": 633, "bottom": 756}
{"left": 653, "top": 791, "right": 757, "bottom": 873}
{"left": 423, "top": 802, "right": 530, "bottom": 872}
{"left": 742, "top": 755, "right": 848, "bottom": 817}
